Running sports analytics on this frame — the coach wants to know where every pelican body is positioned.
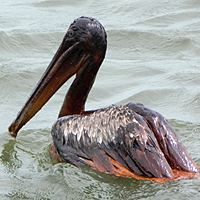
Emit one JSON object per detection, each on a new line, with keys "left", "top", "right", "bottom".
{"left": 9, "top": 16, "right": 199, "bottom": 182}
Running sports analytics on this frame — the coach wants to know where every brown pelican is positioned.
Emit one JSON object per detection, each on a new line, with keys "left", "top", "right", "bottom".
{"left": 9, "top": 16, "right": 199, "bottom": 183}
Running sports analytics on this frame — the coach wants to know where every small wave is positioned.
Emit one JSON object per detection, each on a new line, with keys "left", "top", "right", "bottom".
{"left": 0, "top": 30, "right": 64, "bottom": 56}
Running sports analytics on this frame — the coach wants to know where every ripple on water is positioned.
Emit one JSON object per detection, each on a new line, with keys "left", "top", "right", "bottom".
{"left": 1, "top": 0, "right": 200, "bottom": 199}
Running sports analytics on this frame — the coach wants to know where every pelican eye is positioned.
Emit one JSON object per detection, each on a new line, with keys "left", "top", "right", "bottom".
{"left": 68, "top": 29, "right": 75, "bottom": 38}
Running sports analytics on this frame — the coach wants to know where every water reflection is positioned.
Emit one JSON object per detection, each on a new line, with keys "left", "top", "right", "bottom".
{"left": 0, "top": 138, "right": 22, "bottom": 174}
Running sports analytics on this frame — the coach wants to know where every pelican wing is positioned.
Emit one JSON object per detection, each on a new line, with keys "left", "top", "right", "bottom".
{"left": 126, "top": 102, "right": 199, "bottom": 173}
{"left": 52, "top": 105, "right": 176, "bottom": 179}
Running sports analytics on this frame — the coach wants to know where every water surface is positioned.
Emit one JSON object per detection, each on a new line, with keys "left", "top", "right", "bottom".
{"left": 0, "top": 0, "right": 200, "bottom": 199}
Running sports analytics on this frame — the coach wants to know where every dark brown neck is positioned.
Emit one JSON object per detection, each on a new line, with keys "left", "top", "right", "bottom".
{"left": 58, "top": 58, "right": 103, "bottom": 118}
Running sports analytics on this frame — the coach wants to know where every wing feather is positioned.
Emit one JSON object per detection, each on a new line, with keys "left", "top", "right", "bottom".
{"left": 52, "top": 105, "right": 177, "bottom": 179}
{"left": 126, "top": 102, "right": 199, "bottom": 173}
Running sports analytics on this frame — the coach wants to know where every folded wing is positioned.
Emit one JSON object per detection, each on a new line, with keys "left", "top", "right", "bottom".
{"left": 52, "top": 104, "right": 198, "bottom": 180}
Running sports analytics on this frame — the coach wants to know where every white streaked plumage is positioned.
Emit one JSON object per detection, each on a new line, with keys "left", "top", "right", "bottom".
{"left": 54, "top": 105, "right": 149, "bottom": 146}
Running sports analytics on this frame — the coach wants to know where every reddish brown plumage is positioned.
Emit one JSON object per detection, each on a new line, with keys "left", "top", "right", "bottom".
{"left": 50, "top": 143, "right": 199, "bottom": 183}
{"left": 9, "top": 17, "right": 199, "bottom": 182}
